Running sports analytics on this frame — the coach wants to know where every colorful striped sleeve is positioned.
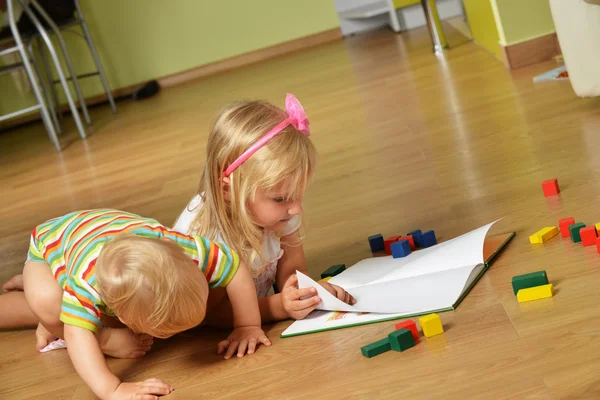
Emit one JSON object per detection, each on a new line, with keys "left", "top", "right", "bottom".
{"left": 59, "top": 275, "right": 103, "bottom": 332}
{"left": 27, "top": 232, "right": 46, "bottom": 263}
{"left": 192, "top": 236, "right": 240, "bottom": 288}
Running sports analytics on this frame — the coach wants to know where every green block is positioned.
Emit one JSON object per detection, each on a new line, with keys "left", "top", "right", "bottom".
{"left": 321, "top": 264, "right": 346, "bottom": 279}
{"left": 388, "top": 328, "right": 415, "bottom": 352}
{"left": 361, "top": 338, "right": 391, "bottom": 358}
{"left": 569, "top": 222, "right": 586, "bottom": 243}
{"left": 511, "top": 270, "right": 549, "bottom": 295}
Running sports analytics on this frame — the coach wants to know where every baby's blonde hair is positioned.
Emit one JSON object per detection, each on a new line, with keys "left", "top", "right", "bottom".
{"left": 96, "top": 234, "right": 208, "bottom": 338}
{"left": 191, "top": 99, "right": 317, "bottom": 265}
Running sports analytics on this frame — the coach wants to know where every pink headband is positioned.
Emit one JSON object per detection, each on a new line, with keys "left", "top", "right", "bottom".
{"left": 223, "top": 93, "right": 311, "bottom": 177}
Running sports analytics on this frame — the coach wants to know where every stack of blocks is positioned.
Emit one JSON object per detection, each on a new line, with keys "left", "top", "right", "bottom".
{"left": 511, "top": 270, "right": 554, "bottom": 303}
{"left": 369, "top": 229, "right": 436, "bottom": 257}
{"left": 361, "top": 314, "right": 444, "bottom": 358}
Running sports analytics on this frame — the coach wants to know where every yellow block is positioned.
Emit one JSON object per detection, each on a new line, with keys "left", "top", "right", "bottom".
{"left": 595, "top": 222, "right": 600, "bottom": 232}
{"left": 529, "top": 226, "right": 559, "bottom": 244}
{"left": 418, "top": 313, "right": 444, "bottom": 337}
{"left": 517, "top": 284, "right": 554, "bottom": 303}
{"left": 318, "top": 276, "right": 332, "bottom": 283}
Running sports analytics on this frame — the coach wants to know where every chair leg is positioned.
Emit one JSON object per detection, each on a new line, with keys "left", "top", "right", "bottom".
{"left": 77, "top": 15, "right": 117, "bottom": 113}
{"left": 18, "top": 0, "right": 87, "bottom": 139}
{"left": 27, "top": 39, "right": 61, "bottom": 135}
{"left": 29, "top": 0, "right": 92, "bottom": 126}
{"left": 7, "top": 0, "right": 61, "bottom": 151}
{"left": 37, "top": 36, "right": 63, "bottom": 123}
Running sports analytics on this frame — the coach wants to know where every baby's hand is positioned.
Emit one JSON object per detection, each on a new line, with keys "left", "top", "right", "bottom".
{"left": 319, "top": 281, "right": 356, "bottom": 305}
{"left": 111, "top": 379, "right": 173, "bottom": 400}
{"left": 281, "top": 274, "right": 322, "bottom": 320}
{"left": 217, "top": 326, "right": 271, "bottom": 360}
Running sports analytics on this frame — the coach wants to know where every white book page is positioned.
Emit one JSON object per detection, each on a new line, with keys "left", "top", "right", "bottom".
{"left": 328, "top": 221, "right": 497, "bottom": 290}
{"left": 297, "top": 264, "right": 476, "bottom": 314}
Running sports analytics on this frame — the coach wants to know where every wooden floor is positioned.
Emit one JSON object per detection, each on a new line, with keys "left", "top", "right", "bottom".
{"left": 2, "top": 25, "right": 600, "bottom": 399}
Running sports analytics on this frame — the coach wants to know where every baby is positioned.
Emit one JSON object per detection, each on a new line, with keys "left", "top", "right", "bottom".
{"left": 0, "top": 209, "right": 269, "bottom": 400}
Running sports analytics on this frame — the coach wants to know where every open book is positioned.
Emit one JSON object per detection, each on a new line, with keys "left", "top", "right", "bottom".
{"left": 281, "top": 221, "right": 514, "bottom": 338}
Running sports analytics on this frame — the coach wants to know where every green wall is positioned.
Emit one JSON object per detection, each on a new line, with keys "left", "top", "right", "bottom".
{"left": 0, "top": 0, "right": 340, "bottom": 117}
{"left": 491, "top": 0, "right": 555, "bottom": 46}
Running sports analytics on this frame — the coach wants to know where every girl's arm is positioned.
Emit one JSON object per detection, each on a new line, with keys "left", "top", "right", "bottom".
{"left": 218, "top": 261, "right": 271, "bottom": 359}
{"left": 64, "top": 325, "right": 172, "bottom": 400}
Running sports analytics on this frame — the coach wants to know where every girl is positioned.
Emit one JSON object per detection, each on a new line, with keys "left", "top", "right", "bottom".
{"left": 173, "top": 93, "right": 355, "bottom": 326}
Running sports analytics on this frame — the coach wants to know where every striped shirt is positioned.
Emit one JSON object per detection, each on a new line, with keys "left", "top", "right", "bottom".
{"left": 27, "top": 209, "right": 239, "bottom": 332}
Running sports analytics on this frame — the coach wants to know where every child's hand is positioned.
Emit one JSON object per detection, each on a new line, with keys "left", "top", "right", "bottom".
{"left": 217, "top": 326, "right": 271, "bottom": 360}
{"left": 111, "top": 379, "right": 173, "bottom": 400}
{"left": 318, "top": 281, "right": 356, "bottom": 305}
{"left": 281, "top": 274, "right": 322, "bottom": 320}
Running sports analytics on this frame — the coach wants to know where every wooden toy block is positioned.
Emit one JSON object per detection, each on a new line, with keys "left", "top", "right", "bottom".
{"left": 418, "top": 313, "right": 444, "bottom": 337}
{"left": 361, "top": 338, "right": 391, "bottom": 358}
{"left": 408, "top": 230, "right": 423, "bottom": 246}
{"left": 529, "top": 226, "right": 559, "bottom": 244}
{"left": 384, "top": 236, "right": 400, "bottom": 255}
{"left": 517, "top": 284, "right": 554, "bottom": 303}
{"left": 511, "top": 270, "right": 548, "bottom": 295}
{"left": 558, "top": 217, "right": 575, "bottom": 238}
{"left": 542, "top": 178, "right": 560, "bottom": 197}
{"left": 398, "top": 235, "right": 416, "bottom": 250}
{"left": 596, "top": 237, "right": 600, "bottom": 254}
{"left": 368, "top": 234, "right": 385, "bottom": 252}
{"left": 394, "top": 320, "right": 419, "bottom": 342}
{"left": 580, "top": 226, "right": 598, "bottom": 247}
{"left": 420, "top": 230, "right": 437, "bottom": 248}
{"left": 388, "top": 329, "right": 415, "bottom": 352}
{"left": 391, "top": 240, "right": 411, "bottom": 258}
{"left": 569, "top": 222, "right": 586, "bottom": 243}
{"left": 321, "top": 264, "right": 346, "bottom": 279}
{"left": 318, "top": 276, "right": 332, "bottom": 283}
{"left": 596, "top": 222, "right": 600, "bottom": 232}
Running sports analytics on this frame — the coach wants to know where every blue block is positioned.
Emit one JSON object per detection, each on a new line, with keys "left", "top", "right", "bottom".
{"left": 408, "top": 230, "right": 423, "bottom": 247}
{"left": 368, "top": 234, "right": 385, "bottom": 252}
{"left": 391, "top": 240, "right": 411, "bottom": 258}
{"left": 420, "top": 230, "right": 437, "bottom": 248}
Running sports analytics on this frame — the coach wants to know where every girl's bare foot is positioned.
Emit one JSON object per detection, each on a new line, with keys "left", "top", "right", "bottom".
{"left": 98, "top": 327, "right": 154, "bottom": 359}
{"left": 35, "top": 323, "right": 58, "bottom": 351}
{"left": 2, "top": 274, "right": 24, "bottom": 292}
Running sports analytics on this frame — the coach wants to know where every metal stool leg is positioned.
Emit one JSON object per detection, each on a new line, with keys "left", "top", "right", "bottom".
{"left": 27, "top": 39, "right": 61, "bottom": 134}
{"left": 37, "top": 36, "right": 63, "bottom": 123}
{"left": 18, "top": 0, "right": 87, "bottom": 139}
{"left": 422, "top": 0, "right": 448, "bottom": 54}
{"left": 29, "top": 0, "right": 92, "bottom": 126}
{"left": 75, "top": 0, "right": 117, "bottom": 114}
{"left": 7, "top": 0, "right": 61, "bottom": 151}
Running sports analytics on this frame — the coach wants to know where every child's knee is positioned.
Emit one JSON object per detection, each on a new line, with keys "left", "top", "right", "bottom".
{"left": 27, "top": 287, "right": 61, "bottom": 325}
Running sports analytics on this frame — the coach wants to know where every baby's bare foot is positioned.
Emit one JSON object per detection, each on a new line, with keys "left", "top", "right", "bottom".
{"left": 98, "top": 327, "right": 153, "bottom": 359}
{"left": 2, "top": 274, "right": 24, "bottom": 292}
{"left": 35, "top": 323, "right": 57, "bottom": 351}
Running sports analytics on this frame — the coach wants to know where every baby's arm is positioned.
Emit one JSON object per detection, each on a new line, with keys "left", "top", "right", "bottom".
{"left": 218, "top": 262, "right": 271, "bottom": 359}
{"left": 64, "top": 325, "right": 172, "bottom": 400}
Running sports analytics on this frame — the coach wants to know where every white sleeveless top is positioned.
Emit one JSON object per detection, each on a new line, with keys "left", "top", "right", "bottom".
{"left": 172, "top": 194, "right": 300, "bottom": 298}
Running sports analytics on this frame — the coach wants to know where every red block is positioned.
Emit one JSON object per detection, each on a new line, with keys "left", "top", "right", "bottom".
{"left": 581, "top": 226, "right": 597, "bottom": 247}
{"left": 558, "top": 217, "right": 575, "bottom": 238}
{"left": 384, "top": 236, "right": 400, "bottom": 255}
{"left": 394, "top": 320, "right": 419, "bottom": 342}
{"left": 398, "top": 235, "right": 416, "bottom": 250}
{"left": 542, "top": 178, "right": 560, "bottom": 197}
{"left": 596, "top": 237, "right": 600, "bottom": 254}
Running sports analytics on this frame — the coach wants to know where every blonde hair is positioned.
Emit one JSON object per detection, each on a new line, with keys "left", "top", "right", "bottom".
{"left": 96, "top": 234, "right": 208, "bottom": 338}
{"left": 191, "top": 99, "right": 317, "bottom": 266}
